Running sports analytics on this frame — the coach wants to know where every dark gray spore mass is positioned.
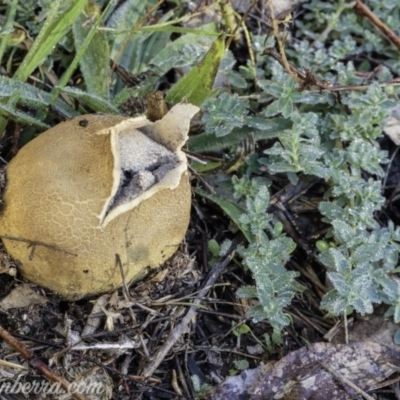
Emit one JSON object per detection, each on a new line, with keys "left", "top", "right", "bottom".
{"left": 107, "top": 129, "right": 179, "bottom": 213}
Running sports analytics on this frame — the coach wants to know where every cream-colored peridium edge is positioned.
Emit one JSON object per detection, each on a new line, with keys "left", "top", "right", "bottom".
{"left": 98, "top": 103, "right": 199, "bottom": 228}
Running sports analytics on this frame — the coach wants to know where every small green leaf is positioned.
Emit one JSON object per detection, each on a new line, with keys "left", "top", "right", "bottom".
{"left": 150, "top": 27, "right": 215, "bottom": 76}
{"left": 166, "top": 35, "right": 225, "bottom": 105}
{"left": 385, "top": 305, "right": 395, "bottom": 318}
{"left": 393, "top": 328, "right": 400, "bottom": 345}
{"left": 273, "top": 222, "right": 283, "bottom": 235}
{"left": 208, "top": 239, "right": 220, "bottom": 257}
{"left": 236, "top": 285, "right": 257, "bottom": 299}
{"left": 202, "top": 93, "right": 249, "bottom": 137}
{"left": 316, "top": 240, "right": 330, "bottom": 252}
{"left": 234, "top": 359, "right": 249, "bottom": 370}
{"left": 233, "top": 323, "right": 251, "bottom": 336}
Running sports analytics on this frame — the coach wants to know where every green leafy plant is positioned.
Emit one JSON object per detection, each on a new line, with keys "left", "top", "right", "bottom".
{"left": 232, "top": 176, "right": 299, "bottom": 333}
{"left": 193, "top": 0, "right": 400, "bottom": 332}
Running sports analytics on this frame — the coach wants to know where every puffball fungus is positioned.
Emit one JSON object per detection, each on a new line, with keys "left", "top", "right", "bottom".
{"left": 0, "top": 103, "right": 199, "bottom": 300}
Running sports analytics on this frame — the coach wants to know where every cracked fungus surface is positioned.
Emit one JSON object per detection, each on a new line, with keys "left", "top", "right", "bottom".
{"left": 0, "top": 107, "right": 198, "bottom": 300}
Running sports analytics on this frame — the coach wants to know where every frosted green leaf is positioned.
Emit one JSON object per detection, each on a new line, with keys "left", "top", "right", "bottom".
{"left": 393, "top": 328, "right": 400, "bottom": 345}
{"left": 352, "top": 243, "right": 382, "bottom": 265}
{"left": 376, "top": 276, "right": 398, "bottom": 301}
{"left": 385, "top": 306, "right": 395, "bottom": 318}
{"left": 245, "top": 117, "right": 282, "bottom": 130}
{"left": 331, "top": 220, "right": 354, "bottom": 244}
{"left": 224, "top": 70, "right": 248, "bottom": 88}
{"left": 327, "top": 272, "right": 350, "bottom": 296}
{"left": 232, "top": 175, "right": 271, "bottom": 200}
{"left": 0, "top": 103, "right": 50, "bottom": 129}
{"left": 319, "top": 201, "right": 347, "bottom": 221}
{"left": 220, "top": 240, "right": 232, "bottom": 256}
{"left": 61, "top": 86, "right": 119, "bottom": 113}
{"left": 321, "top": 291, "right": 344, "bottom": 315}
{"left": 264, "top": 98, "right": 294, "bottom": 118}
{"left": 323, "top": 248, "right": 350, "bottom": 274}
{"left": 346, "top": 139, "right": 387, "bottom": 176}
{"left": 383, "top": 248, "right": 398, "bottom": 270}
{"left": 244, "top": 186, "right": 270, "bottom": 214}
{"left": 246, "top": 306, "right": 268, "bottom": 323}
{"left": 0, "top": 75, "right": 77, "bottom": 118}
{"left": 297, "top": 91, "right": 336, "bottom": 106}
{"left": 329, "top": 37, "right": 356, "bottom": 59}
{"left": 352, "top": 295, "right": 373, "bottom": 315}
{"left": 257, "top": 80, "right": 282, "bottom": 96}
{"left": 202, "top": 92, "right": 249, "bottom": 137}
{"left": 262, "top": 142, "right": 285, "bottom": 156}
{"left": 107, "top": 0, "right": 170, "bottom": 77}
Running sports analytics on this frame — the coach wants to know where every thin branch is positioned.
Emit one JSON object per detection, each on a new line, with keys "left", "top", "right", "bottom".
{"left": 0, "top": 324, "right": 88, "bottom": 400}
{"left": 225, "top": 0, "right": 257, "bottom": 49}
{"left": 141, "top": 235, "right": 242, "bottom": 377}
{"left": 267, "top": 0, "right": 299, "bottom": 83}
{"left": 354, "top": 0, "right": 400, "bottom": 51}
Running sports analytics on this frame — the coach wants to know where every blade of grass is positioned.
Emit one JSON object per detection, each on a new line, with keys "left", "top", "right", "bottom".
{"left": 108, "top": 1, "right": 171, "bottom": 94}
{"left": 13, "top": 0, "right": 88, "bottom": 82}
{"left": 0, "top": 103, "right": 50, "bottom": 129}
{"left": 0, "top": 75, "right": 77, "bottom": 117}
{"left": 166, "top": 35, "right": 225, "bottom": 106}
{"left": 0, "top": 0, "right": 19, "bottom": 136}
{"left": 111, "top": 25, "right": 220, "bottom": 36}
{"left": 59, "top": 86, "right": 119, "bottom": 113}
{"left": 53, "top": 1, "right": 112, "bottom": 103}
{"left": 112, "top": 0, "right": 164, "bottom": 67}
{"left": 188, "top": 118, "right": 292, "bottom": 152}
{"left": 0, "top": 0, "right": 19, "bottom": 66}
{"left": 72, "top": 4, "right": 110, "bottom": 98}
{"left": 0, "top": 1, "right": 86, "bottom": 135}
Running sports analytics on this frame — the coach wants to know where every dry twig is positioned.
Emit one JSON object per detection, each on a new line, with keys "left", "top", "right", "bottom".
{"left": 0, "top": 324, "right": 89, "bottom": 400}
{"left": 354, "top": 0, "right": 400, "bottom": 51}
{"left": 141, "top": 236, "right": 242, "bottom": 377}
